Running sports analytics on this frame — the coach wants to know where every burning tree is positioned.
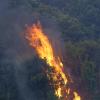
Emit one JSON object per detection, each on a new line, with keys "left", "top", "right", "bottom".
{"left": 25, "top": 21, "right": 81, "bottom": 100}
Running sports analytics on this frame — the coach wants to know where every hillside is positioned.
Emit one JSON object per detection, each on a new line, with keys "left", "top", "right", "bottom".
{"left": 0, "top": 0, "right": 100, "bottom": 100}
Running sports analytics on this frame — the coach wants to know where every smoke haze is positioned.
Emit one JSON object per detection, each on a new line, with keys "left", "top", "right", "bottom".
{"left": 0, "top": 1, "right": 64, "bottom": 100}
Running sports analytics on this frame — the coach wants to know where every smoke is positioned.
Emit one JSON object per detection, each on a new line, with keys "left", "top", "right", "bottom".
{"left": 39, "top": 18, "right": 65, "bottom": 60}
{"left": 0, "top": 0, "right": 37, "bottom": 99}
{"left": 13, "top": 59, "right": 37, "bottom": 100}
{"left": 0, "top": 0, "right": 34, "bottom": 54}
{"left": 0, "top": 0, "right": 66, "bottom": 100}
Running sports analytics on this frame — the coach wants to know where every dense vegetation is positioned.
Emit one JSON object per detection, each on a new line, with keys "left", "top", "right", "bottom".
{"left": 0, "top": 0, "right": 100, "bottom": 100}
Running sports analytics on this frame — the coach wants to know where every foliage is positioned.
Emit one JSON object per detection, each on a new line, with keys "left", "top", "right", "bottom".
{"left": 1, "top": 0, "right": 100, "bottom": 100}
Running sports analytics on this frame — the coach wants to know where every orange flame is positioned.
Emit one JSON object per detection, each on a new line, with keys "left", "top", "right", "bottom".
{"left": 25, "top": 21, "right": 81, "bottom": 100}
{"left": 74, "top": 92, "right": 81, "bottom": 100}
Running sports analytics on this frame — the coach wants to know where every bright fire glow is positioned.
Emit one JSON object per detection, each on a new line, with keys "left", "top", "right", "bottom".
{"left": 74, "top": 92, "right": 81, "bottom": 100}
{"left": 25, "top": 21, "right": 81, "bottom": 100}
{"left": 55, "top": 87, "right": 62, "bottom": 98}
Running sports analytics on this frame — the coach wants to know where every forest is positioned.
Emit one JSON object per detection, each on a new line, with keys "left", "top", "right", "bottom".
{"left": 0, "top": 0, "right": 100, "bottom": 100}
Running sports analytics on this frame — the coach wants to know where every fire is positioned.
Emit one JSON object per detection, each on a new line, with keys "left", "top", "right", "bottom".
{"left": 74, "top": 92, "right": 81, "bottom": 100}
{"left": 25, "top": 21, "right": 81, "bottom": 100}
{"left": 55, "top": 87, "right": 62, "bottom": 98}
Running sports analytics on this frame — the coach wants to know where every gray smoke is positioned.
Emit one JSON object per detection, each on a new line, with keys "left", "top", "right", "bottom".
{"left": 0, "top": 0, "right": 37, "bottom": 100}
{"left": 0, "top": 1, "right": 65, "bottom": 100}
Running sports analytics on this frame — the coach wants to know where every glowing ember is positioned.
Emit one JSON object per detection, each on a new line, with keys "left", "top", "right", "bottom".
{"left": 25, "top": 21, "right": 81, "bottom": 100}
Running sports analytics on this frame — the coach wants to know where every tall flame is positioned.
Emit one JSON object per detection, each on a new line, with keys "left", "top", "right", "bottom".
{"left": 25, "top": 22, "right": 81, "bottom": 100}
